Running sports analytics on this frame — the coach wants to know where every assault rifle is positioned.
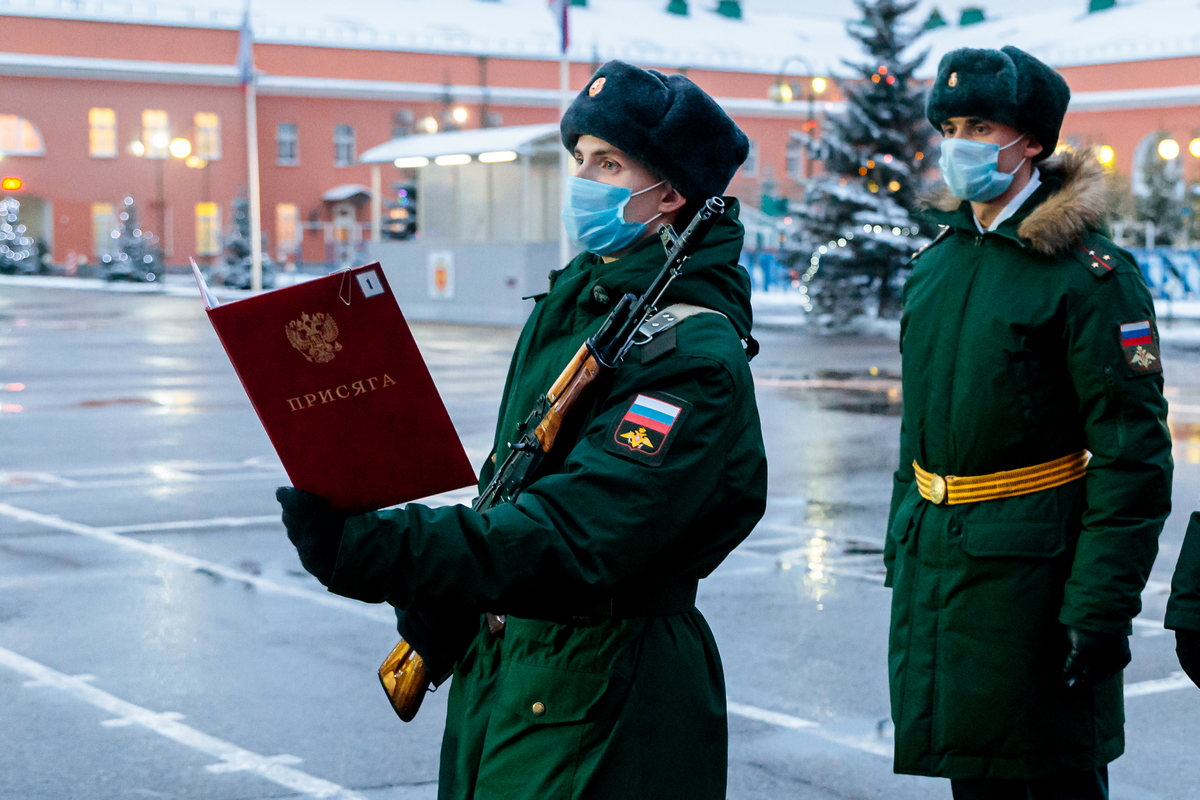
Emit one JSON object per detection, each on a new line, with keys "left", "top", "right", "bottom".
{"left": 379, "top": 196, "right": 727, "bottom": 722}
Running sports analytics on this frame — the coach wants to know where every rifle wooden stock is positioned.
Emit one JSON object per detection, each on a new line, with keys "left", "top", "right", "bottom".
{"left": 535, "top": 346, "right": 602, "bottom": 451}
{"left": 378, "top": 638, "right": 430, "bottom": 723}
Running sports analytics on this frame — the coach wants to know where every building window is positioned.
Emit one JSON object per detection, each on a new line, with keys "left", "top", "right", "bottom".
{"left": 0, "top": 114, "right": 46, "bottom": 156}
{"left": 89, "top": 108, "right": 117, "bottom": 158}
{"left": 392, "top": 110, "right": 414, "bottom": 139}
{"left": 91, "top": 203, "right": 117, "bottom": 258}
{"left": 785, "top": 137, "right": 804, "bottom": 180}
{"left": 277, "top": 123, "right": 298, "bottom": 166}
{"left": 334, "top": 124, "right": 355, "bottom": 167}
{"left": 141, "top": 110, "right": 169, "bottom": 158}
{"left": 276, "top": 203, "right": 299, "bottom": 260}
{"left": 194, "top": 113, "right": 221, "bottom": 160}
{"left": 741, "top": 140, "right": 759, "bottom": 178}
{"left": 195, "top": 202, "right": 220, "bottom": 255}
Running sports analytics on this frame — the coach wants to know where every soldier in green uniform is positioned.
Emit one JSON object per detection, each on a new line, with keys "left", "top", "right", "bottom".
{"left": 1166, "top": 512, "right": 1200, "bottom": 688}
{"left": 886, "top": 46, "right": 1173, "bottom": 799}
{"left": 276, "top": 60, "right": 767, "bottom": 800}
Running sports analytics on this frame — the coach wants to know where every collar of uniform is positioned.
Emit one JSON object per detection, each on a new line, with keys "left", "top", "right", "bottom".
{"left": 568, "top": 233, "right": 667, "bottom": 312}
{"left": 926, "top": 177, "right": 1058, "bottom": 248}
{"left": 973, "top": 168, "right": 1041, "bottom": 234}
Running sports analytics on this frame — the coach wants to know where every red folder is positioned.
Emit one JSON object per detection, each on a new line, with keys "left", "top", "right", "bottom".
{"left": 197, "top": 262, "right": 477, "bottom": 513}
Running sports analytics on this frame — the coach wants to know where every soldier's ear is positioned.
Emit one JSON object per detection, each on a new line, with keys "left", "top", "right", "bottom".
{"left": 657, "top": 184, "right": 687, "bottom": 215}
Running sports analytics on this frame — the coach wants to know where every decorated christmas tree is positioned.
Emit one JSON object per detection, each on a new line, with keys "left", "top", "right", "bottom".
{"left": 791, "top": 0, "right": 934, "bottom": 324}
{"left": 101, "top": 196, "right": 162, "bottom": 282}
{"left": 0, "top": 197, "right": 42, "bottom": 275}
{"left": 221, "top": 196, "right": 274, "bottom": 289}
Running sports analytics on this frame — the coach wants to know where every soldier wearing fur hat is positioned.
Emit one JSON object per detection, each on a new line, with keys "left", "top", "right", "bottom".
{"left": 276, "top": 60, "right": 766, "bottom": 799}
{"left": 885, "top": 46, "right": 1173, "bottom": 799}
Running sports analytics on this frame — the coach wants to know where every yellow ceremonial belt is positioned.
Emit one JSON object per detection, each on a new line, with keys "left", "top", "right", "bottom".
{"left": 913, "top": 450, "right": 1090, "bottom": 506}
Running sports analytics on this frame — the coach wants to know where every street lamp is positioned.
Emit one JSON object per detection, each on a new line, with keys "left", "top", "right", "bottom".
{"left": 768, "top": 56, "right": 828, "bottom": 179}
{"left": 1189, "top": 138, "right": 1200, "bottom": 158}
{"left": 132, "top": 134, "right": 193, "bottom": 246}
{"left": 1158, "top": 138, "right": 1181, "bottom": 160}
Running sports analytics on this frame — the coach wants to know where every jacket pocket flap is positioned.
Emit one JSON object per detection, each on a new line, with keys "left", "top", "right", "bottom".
{"left": 962, "top": 521, "right": 1066, "bottom": 558}
{"left": 496, "top": 660, "right": 612, "bottom": 725}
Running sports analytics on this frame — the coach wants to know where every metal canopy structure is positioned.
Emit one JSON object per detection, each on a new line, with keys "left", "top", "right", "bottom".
{"left": 358, "top": 123, "right": 561, "bottom": 164}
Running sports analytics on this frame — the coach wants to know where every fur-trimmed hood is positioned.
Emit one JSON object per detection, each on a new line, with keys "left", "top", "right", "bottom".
{"left": 924, "top": 150, "right": 1107, "bottom": 255}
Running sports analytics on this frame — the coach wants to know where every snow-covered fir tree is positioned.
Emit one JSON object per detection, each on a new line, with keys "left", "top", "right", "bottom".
{"left": 1134, "top": 132, "right": 1187, "bottom": 247}
{"left": 220, "top": 196, "right": 274, "bottom": 289}
{"left": 792, "top": 0, "right": 933, "bottom": 324}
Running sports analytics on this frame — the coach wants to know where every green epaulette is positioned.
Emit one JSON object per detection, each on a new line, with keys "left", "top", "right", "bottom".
{"left": 1067, "top": 232, "right": 1121, "bottom": 279}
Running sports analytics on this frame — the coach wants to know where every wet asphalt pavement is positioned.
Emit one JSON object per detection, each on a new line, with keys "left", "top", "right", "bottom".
{"left": 1, "top": 281, "right": 1198, "bottom": 800}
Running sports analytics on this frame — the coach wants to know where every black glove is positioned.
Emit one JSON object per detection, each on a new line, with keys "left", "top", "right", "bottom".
{"left": 276, "top": 486, "right": 347, "bottom": 586}
{"left": 1177, "top": 629, "right": 1200, "bottom": 688}
{"left": 1062, "top": 627, "right": 1131, "bottom": 688}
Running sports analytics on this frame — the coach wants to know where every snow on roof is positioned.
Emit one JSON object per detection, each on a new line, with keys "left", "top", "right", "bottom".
{"left": 0, "top": 0, "right": 856, "bottom": 75}
{"left": 912, "top": 0, "right": 1200, "bottom": 72}
{"left": 321, "top": 184, "right": 372, "bottom": 201}
{"left": 358, "top": 123, "right": 561, "bottom": 164}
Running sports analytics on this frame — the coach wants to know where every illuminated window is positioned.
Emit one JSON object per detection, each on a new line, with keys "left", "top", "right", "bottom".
{"left": 277, "top": 123, "right": 298, "bottom": 166}
{"left": 89, "top": 108, "right": 117, "bottom": 158}
{"left": 276, "top": 203, "right": 299, "bottom": 260}
{"left": 195, "top": 202, "right": 220, "bottom": 255}
{"left": 141, "top": 110, "right": 169, "bottom": 158}
{"left": 92, "top": 203, "right": 117, "bottom": 257}
{"left": 334, "top": 124, "right": 355, "bottom": 167}
{"left": 0, "top": 114, "right": 46, "bottom": 156}
{"left": 194, "top": 113, "right": 221, "bottom": 160}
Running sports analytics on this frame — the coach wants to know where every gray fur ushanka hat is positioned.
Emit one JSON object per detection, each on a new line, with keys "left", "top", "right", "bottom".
{"left": 925, "top": 46, "right": 1071, "bottom": 162}
{"left": 560, "top": 60, "right": 750, "bottom": 201}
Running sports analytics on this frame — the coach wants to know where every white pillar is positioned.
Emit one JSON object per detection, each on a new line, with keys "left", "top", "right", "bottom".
{"left": 245, "top": 80, "right": 263, "bottom": 292}
{"left": 558, "top": 54, "right": 571, "bottom": 268}
{"left": 371, "top": 163, "right": 382, "bottom": 244}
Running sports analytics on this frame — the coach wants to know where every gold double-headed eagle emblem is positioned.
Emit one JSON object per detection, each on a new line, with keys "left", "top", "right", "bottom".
{"left": 286, "top": 312, "right": 343, "bottom": 363}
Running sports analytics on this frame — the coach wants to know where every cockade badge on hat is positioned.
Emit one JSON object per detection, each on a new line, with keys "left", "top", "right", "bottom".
{"left": 948, "top": 71, "right": 958, "bottom": 87}
{"left": 589, "top": 77, "right": 606, "bottom": 97}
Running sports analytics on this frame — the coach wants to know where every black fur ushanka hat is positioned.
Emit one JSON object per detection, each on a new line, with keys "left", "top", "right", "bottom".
{"left": 560, "top": 60, "right": 750, "bottom": 201}
{"left": 925, "top": 46, "right": 1071, "bottom": 162}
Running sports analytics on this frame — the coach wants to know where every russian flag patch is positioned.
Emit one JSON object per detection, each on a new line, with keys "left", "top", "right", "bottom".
{"left": 605, "top": 392, "right": 689, "bottom": 465}
{"left": 1118, "top": 319, "right": 1161, "bottom": 374}
{"left": 1119, "top": 320, "right": 1153, "bottom": 347}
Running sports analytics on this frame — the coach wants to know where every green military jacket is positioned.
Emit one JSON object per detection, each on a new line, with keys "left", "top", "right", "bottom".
{"left": 886, "top": 152, "right": 1173, "bottom": 779}
{"left": 327, "top": 202, "right": 767, "bottom": 800}
{"left": 1166, "top": 512, "right": 1200, "bottom": 633}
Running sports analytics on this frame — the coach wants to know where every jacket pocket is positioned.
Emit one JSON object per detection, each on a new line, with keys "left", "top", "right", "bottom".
{"left": 961, "top": 520, "right": 1066, "bottom": 558}
{"left": 889, "top": 487, "right": 920, "bottom": 545}
{"left": 494, "top": 659, "right": 612, "bottom": 724}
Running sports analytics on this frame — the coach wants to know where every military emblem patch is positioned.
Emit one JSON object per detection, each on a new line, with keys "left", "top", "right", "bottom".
{"left": 604, "top": 392, "right": 689, "bottom": 466}
{"left": 1119, "top": 320, "right": 1162, "bottom": 375}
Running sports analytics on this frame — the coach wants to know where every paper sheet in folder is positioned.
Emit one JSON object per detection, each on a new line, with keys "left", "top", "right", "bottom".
{"left": 195, "top": 262, "right": 477, "bottom": 512}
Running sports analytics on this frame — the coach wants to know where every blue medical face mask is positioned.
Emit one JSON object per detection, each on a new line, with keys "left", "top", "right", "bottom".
{"left": 561, "top": 177, "right": 665, "bottom": 256}
{"left": 938, "top": 135, "right": 1027, "bottom": 202}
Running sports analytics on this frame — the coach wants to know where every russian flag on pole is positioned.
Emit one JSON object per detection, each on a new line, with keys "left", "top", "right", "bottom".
{"left": 1120, "top": 320, "right": 1153, "bottom": 347}
{"left": 237, "top": 7, "right": 255, "bottom": 87}
{"left": 548, "top": 0, "right": 569, "bottom": 53}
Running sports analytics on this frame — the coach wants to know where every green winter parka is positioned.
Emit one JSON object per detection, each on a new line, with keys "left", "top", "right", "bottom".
{"left": 326, "top": 202, "right": 767, "bottom": 800}
{"left": 1166, "top": 512, "right": 1200, "bottom": 634}
{"left": 885, "top": 152, "right": 1173, "bottom": 779}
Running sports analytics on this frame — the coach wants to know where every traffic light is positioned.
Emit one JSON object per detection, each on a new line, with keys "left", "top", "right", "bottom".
{"left": 1, "top": 177, "right": 22, "bottom": 191}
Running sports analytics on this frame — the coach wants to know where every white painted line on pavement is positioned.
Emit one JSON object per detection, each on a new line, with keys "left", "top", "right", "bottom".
{"left": 0, "top": 644, "right": 364, "bottom": 799}
{"left": 727, "top": 701, "right": 893, "bottom": 757}
{"left": 1125, "top": 672, "right": 1197, "bottom": 697}
{"left": 0, "top": 503, "right": 393, "bottom": 625}
{"left": 0, "top": 470, "right": 287, "bottom": 494}
{"left": 107, "top": 515, "right": 280, "bottom": 534}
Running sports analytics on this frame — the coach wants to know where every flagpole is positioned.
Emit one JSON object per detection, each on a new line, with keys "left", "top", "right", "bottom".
{"left": 246, "top": 77, "right": 263, "bottom": 292}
